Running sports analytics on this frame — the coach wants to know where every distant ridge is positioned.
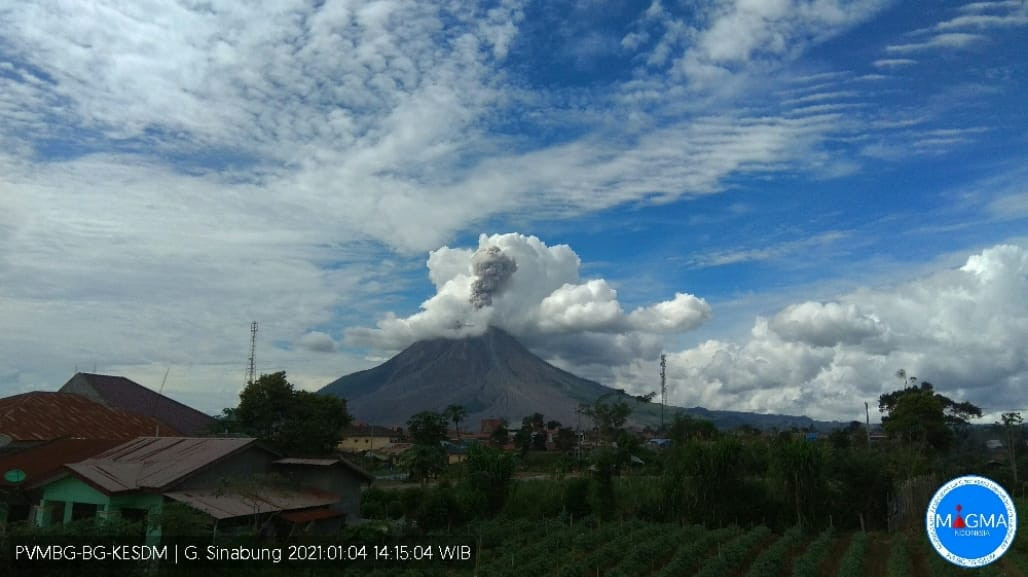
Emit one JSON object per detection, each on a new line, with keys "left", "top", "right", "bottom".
{"left": 320, "top": 327, "right": 836, "bottom": 431}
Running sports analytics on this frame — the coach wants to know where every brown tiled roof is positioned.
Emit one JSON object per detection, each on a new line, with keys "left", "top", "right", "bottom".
{"left": 60, "top": 373, "right": 217, "bottom": 436}
{"left": 66, "top": 436, "right": 258, "bottom": 493}
{"left": 0, "top": 392, "right": 181, "bottom": 442}
{"left": 0, "top": 438, "right": 123, "bottom": 488}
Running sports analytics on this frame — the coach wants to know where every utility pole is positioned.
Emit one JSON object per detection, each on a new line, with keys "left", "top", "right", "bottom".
{"left": 246, "top": 321, "right": 258, "bottom": 386}
{"left": 865, "top": 401, "right": 871, "bottom": 445}
{"left": 660, "top": 354, "right": 667, "bottom": 431}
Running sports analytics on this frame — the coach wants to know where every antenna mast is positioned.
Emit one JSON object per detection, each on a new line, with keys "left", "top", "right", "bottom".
{"left": 247, "top": 321, "right": 258, "bottom": 386}
{"left": 660, "top": 354, "right": 667, "bottom": 430}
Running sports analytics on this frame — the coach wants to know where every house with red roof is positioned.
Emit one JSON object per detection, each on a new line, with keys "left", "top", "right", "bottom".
{"left": 0, "top": 392, "right": 181, "bottom": 450}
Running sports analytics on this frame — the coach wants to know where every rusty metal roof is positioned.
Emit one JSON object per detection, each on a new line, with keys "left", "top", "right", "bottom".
{"left": 0, "top": 392, "right": 181, "bottom": 442}
{"left": 0, "top": 438, "right": 123, "bottom": 488}
{"left": 66, "top": 436, "right": 258, "bottom": 493}
{"left": 60, "top": 373, "right": 217, "bottom": 436}
{"left": 164, "top": 487, "right": 341, "bottom": 520}
{"left": 279, "top": 508, "right": 343, "bottom": 524}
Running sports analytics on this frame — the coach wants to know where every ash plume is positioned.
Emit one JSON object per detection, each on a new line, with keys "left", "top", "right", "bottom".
{"left": 470, "top": 246, "right": 518, "bottom": 309}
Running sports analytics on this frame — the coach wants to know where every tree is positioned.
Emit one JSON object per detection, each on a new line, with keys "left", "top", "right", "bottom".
{"left": 444, "top": 405, "right": 467, "bottom": 440}
{"left": 668, "top": 413, "right": 717, "bottom": 444}
{"left": 462, "top": 444, "right": 516, "bottom": 515}
{"left": 878, "top": 374, "right": 982, "bottom": 452}
{"left": 405, "top": 412, "right": 449, "bottom": 484}
{"left": 554, "top": 427, "right": 577, "bottom": 453}
{"left": 998, "top": 412, "right": 1023, "bottom": 485}
{"left": 489, "top": 421, "right": 509, "bottom": 447}
{"left": 583, "top": 396, "right": 632, "bottom": 443}
{"left": 229, "top": 372, "right": 351, "bottom": 455}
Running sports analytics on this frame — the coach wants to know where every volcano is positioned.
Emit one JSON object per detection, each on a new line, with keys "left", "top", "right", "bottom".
{"left": 320, "top": 327, "right": 832, "bottom": 431}
{"left": 319, "top": 327, "right": 615, "bottom": 427}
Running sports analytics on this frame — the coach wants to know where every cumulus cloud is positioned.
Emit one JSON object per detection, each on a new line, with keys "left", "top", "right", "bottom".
{"left": 298, "top": 331, "right": 337, "bottom": 353}
{"left": 345, "top": 233, "right": 712, "bottom": 361}
{"left": 614, "top": 244, "right": 1028, "bottom": 421}
{"left": 769, "top": 302, "right": 885, "bottom": 348}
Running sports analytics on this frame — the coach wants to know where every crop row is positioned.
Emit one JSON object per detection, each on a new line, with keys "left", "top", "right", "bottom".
{"left": 835, "top": 532, "right": 867, "bottom": 577}
{"left": 692, "top": 525, "right": 773, "bottom": 577}
{"left": 885, "top": 533, "right": 911, "bottom": 577}
{"left": 603, "top": 524, "right": 705, "bottom": 577}
{"left": 650, "top": 526, "right": 739, "bottom": 577}
{"left": 742, "top": 526, "right": 803, "bottom": 577}
{"left": 553, "top": 522, "right": 677, "bottom": 577}
{"left": 790, "top": 527, "right": 834, "bottom": 577}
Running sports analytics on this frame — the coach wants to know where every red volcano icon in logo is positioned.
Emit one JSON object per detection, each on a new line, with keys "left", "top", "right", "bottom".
{"left": 953, "top": 505, "right": 967, "bottom": 529}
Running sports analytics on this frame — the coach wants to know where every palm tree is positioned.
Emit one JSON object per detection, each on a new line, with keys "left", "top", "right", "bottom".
{"left": 444, "top": 404, "right": 467, "bottom": 440}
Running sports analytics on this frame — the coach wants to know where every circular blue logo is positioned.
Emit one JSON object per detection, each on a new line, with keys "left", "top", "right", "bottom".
{"left": 926, "top": 476, "right": 1017, "bottom": 567}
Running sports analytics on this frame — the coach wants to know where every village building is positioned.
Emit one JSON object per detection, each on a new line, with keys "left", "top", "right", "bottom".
{"left": 30, "top": 437, "right": 371, "bottom": 541}
{"left": 0, "top": 391, "right": 180, "bottom": 453}
{"left": 59, "top": 372, "right": 217, "bottom": 436}
{"left": 338, "top": 424, "right": 402, "bottom": 452}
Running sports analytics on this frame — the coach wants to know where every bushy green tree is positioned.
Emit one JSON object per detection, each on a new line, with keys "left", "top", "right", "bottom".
{"left": 462, "top": 444, "right": 516, "bottom": 515}
{"left": 878, "top": 377, "right": 981, "bottom": 452}
{"left": 227, "top": 371, "right": 351, "bottom": 455}
{"left": 405, "top": 411, "right": 449, "bottom": 483}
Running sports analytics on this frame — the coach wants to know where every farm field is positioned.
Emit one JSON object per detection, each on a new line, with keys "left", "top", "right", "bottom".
{"left": 345, "top": 520, "right": 1028, "bottom": 577}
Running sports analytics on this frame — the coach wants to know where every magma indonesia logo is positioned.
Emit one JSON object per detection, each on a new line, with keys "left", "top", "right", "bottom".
{"left": 926, "top": 475, "right": 1018, "bottom": 568}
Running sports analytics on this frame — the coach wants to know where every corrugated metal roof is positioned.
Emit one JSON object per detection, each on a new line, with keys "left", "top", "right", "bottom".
{"left": 66, "top": 437, "right": 257, "bottom": 493}
{"left": 61, "top": 373, "right": 218, "bottom": 436}
{"left": 0, "top": 392, "right": 181, "bottom": 441}
{"left": 273, "top": 456, "right": 375, "bottom": 482}
{"left": 0, "top": 438, "right": 123, "bottom": 488}
{"left": 165, "top": 488, "right": 341, "bottom": 520}
{"left": 280, "top": 508, "right": 343, "bottom": 523}
{"left": 274, "top": 458, "right": 338, "bottom": 466}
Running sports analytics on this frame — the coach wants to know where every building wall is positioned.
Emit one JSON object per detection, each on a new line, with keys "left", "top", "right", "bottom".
{"left": 339, "top": 435, "right": 394, "bottom": 452}
{"left": 37, "top": 475, "right": 162, "bottom": 541}
{"left": 274, "top": 465, "right": 364, "bottom": 522}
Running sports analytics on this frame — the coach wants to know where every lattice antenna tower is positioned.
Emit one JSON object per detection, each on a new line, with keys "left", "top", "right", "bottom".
{"left": 247, "top": 321, "right": 259, "bottom": 386}
{"left": 660, "top": 353, "right": 667, "bottom": 430}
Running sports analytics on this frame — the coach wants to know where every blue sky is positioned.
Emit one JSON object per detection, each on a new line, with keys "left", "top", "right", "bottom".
{"left": 0, "top": 0, "right": 1025, "bottom": 423}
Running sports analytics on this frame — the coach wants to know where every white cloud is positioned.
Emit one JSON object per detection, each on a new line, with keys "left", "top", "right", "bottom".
{"left": 614, "top": 244, "right": 1028, "bottom": 421}
{"left": 345, "top": 233, "right": 711, "bottom": 360}
{"left": 873, "top": 58, "right": 917, "bottom": 68}
{"left": 671, "top": 0, "right": 887, "bottom": 89}
{"left": 885, "top": 33, "right": 985, "bottom": 53}
{"left": 298, "top": 331, "right": 337, "bottom": 353}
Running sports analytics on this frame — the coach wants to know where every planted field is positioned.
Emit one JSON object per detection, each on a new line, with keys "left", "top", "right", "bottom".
{"left": 454, "top": 523, "right": 1020, "bottom": 577}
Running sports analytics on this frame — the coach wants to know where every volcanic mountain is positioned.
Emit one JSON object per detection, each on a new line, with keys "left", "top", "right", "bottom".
{"left": 320, "top": 327, "right": 832, "bottom": 431}
{"left": 319, "top": 327, "right": 615, "bottom": 428}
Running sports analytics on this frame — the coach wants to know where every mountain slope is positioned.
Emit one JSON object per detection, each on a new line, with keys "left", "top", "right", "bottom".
{"left": 320, "top": 327, "right": 835, "bottom": 431}
{"left": 320, "top": 328, "right": 613, "bottom": 427}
